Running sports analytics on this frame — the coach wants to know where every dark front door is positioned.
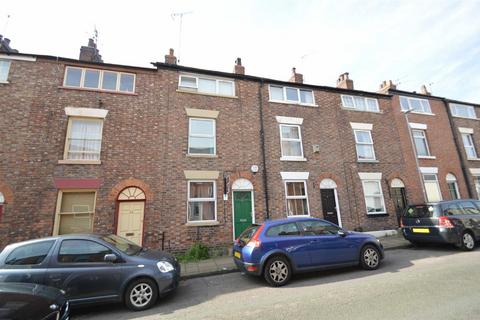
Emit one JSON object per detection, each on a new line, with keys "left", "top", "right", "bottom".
{"left": 320, "top": 189, "right": 339, "bottom": 226}
{"left": 391, "top": 187, "right": 407, "bottom": 226}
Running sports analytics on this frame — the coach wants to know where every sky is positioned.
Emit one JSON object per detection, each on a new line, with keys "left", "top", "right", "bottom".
{"left": 2, "top": 0, "right": 479, "bottom": 102}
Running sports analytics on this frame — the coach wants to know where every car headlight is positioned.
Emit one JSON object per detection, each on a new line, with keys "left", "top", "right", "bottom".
{"left": 157, "top": 261, "right": 174, "bottom": 273}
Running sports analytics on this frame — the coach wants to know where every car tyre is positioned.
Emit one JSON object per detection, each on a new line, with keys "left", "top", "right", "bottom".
{"left": 124, "top": 278, "right": 158, "bottom": 311}
{"left": 263, "top": 255, "right": 291, "bottom": 287}
{"left": 360, "top": 245, "right": 381, "bottom": 270}
{"left": 460, "top": 231, "right": 475, "bottom": 251}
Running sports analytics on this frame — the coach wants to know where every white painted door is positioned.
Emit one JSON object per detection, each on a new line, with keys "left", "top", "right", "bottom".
{"left": 117, "top": 201, "right": 145, "bottom": 245}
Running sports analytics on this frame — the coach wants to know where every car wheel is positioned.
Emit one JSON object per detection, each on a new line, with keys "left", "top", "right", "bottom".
{"left": 360, "top": 245, "right": 380, "bottom": 270}
{"left": 264, "top": 256, "right": 291, "bottom": 287}
{"left": 124, "top": 278, "right": 158, "bottom": 311}
{"left": 460, "top": 231, "right": 475, "bottom": 251}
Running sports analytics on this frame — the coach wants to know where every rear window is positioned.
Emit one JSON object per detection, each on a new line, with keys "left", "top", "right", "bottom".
{"left": 266, "top": 223, "right": 300, "bottom": 237}
{"left": 404, "top": 205, "right": 439, "bottom": 218}
{"left": 238, "top": 225, "right": 260, "bottom": 245}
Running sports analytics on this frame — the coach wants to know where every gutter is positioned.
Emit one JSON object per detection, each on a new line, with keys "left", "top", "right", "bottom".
{"left": 258, "top": 79, "right": 270, "bottom": 219}
{"left": 442, "top": 99, "right": 475, "bottom": 198}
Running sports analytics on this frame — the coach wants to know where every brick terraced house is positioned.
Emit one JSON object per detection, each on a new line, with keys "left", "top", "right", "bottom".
{"left": 0, "top": 38, "right": 478, "bottom": 252}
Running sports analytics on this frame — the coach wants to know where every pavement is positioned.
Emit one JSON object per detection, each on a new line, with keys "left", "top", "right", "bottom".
{"left": 180, "top": 232, "right": 410, "bottom": 279}
{"left": 72, "top": 246, "right": 480, "bottom": 320}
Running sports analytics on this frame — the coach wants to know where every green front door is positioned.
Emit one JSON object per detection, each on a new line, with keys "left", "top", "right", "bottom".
{"left": 233, "top": 191, "right": 253, "bottom": 239}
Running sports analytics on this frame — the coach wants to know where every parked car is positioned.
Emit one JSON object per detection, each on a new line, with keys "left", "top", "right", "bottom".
{"left": 0, "top": 234, "right": 180, "bottom": 311}
{"left": 0, "top": 282, "right": 69, "bottom": 320}
{"left": 400, "top": 199, "right": 480, "bottom": 250}
{"left": 233, "top": 217, "right": 384, "bottom": 286}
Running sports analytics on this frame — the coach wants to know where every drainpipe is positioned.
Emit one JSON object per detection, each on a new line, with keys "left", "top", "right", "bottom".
{"left": 443, "top": 99, "right": 474, "bottom": 198}
{"left": 258, "top": 79, "right": 270, "bottom": 219}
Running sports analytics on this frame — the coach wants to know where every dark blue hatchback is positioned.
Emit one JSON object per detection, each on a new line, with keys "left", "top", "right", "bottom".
{"left": 233, "top": 217, "right": 384, "bottom": 286}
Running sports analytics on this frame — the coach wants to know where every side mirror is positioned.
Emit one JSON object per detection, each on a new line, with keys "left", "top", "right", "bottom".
{"left": 337, "top": 229, "right": 347, "bottom": 237}
{"left": 104, "top": 253, "right": 117, "bottom": 263}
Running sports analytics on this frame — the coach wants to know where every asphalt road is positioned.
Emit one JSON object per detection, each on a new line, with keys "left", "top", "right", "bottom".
{"left": 72, "top": 246, "right": 480, "bottom": 320}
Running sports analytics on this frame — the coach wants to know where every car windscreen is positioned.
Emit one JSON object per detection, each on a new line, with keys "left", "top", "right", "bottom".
{"left": 403, "top": 205, "right": 439, "bottom": 218}
{"left": 237, "top": 225, "right": 260, "bottom": 246}
{"left": 101, "top": 234, "right": 142, "bottom": 255}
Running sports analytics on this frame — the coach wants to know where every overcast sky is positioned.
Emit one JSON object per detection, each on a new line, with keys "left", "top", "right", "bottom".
{"left": 2, "top": 0, "right": 479, "bottom": 102}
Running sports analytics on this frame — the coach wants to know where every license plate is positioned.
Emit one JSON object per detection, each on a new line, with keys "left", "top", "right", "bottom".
{"left": 234, "top": 251, "right": 241, "bottom": 259}
{"left": 412, "top": 228, "right": 430, "bottom": 234}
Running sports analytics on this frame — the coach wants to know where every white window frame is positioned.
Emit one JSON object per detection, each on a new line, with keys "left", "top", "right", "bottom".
{"left": 63, "top": 117, "right": 104, "bottom": 163}
{"left": 268, "top": 85, "right": 316, "bottom": 106}
{"left": 446, "top": 174, "right": 460, "bottom": 200}
{"left": 53, "top": 190, "right": 97, "bottom": 235}
{"left": 462, "top": 133, "right": 478, "bottom": 159}
{"left": 354, "top": 129, "right": 376, "bottom": 161}
{"left": 361, "top": 180, "right": 386, "bottom": 215}
{"left": 63, "top": 66, "right": 136, "bottom": 93}
{"left": 188, "top": 118, "right": 216, "bottom": 156}
{"left": 450, "top": 103, "right": 477, "bottom": 119}
{"left": 400, "top": 96, "right": 432, "bottom": 114}
{"left": 412, "top": 129, "right": 431, "bottom": 157}
{"left": 187, "top": 180, "right": 217, "bottom": 222}
{"left": 341, "top": 95, "right": 379, "bottom": 112}
{"left": 0, "top": 59, "right": 11, "bottom": 83}
{"left": 178, "top": 74, "right": 235, "bottom": 97}
{"left": 279, "top": 124, "right": 305, "bottom": 161}
{"left": 284, "top": 180, "right": 310, "bottom": 217}
{"left": 423, "top": 174, "right": 443, "bottom": 203}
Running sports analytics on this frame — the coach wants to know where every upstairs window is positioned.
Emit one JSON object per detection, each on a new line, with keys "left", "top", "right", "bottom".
{"left": 279, "top": 124, "right": 304, "bottom": 160}
{"left": 341, "top": 95, "right": 379, "bottom": 112}
{"left": 188, "top": 118, "right": 216, "bottom": 155}
{"left": 412, "top": 130, "right": 431, "bottom": 157}
{"left": 462, "top": 133, "right": 477, "bottom": 159}
{"left": 179, "top": 75, "right": 235, "bottom": 96}
{"left": 269, "top": 85, "right": 315, "bottom": 105}
{"left": 354, "top": 129, "right": 376, "bottom": 161}
{"left": 0, "top": 59, "right": 11, "bottom": 82}
{"left": 65, "top": 118, "right": 103, "bottom": 161}
{"left": 64, "top": 66, "right": 135, "bottom": 93}
{"left": 400, "top": 96, "right": 432, "bottom": 114}
{"left": 450, "top": 103, "right": 476, "bottom": 119}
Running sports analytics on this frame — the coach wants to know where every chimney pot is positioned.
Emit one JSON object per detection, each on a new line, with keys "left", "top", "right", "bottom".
{"left": 420, "top": 84, "right": 431, "bottom": 95}
{"left": 79, "top": 38, "right": 103, "bottom": 63}
{"left": 234, "top": 57, "right": 245, "bottom": 75}
{"left": 336, "top": 72, "right": 354, "bottom": 90}
{"left": 165, "top": 48, "right": 177, "bottom": 65}
{"left": 378, "top": 80, "right": 396, "bottom": 93}
{"left": 289, "top": 67, "right": 303, "bottom": 84}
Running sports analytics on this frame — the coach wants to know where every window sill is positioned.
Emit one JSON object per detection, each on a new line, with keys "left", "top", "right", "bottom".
{"left": 269, "top": 100, "right": 318, "bottom": 108}
{"left": 59, "top": 86, "right": 138, "bottom": 96}
{"left": 341, "top": 107, "right": 383, "bottom": 114}
{"left": 287, "top": 214, "right": 310, "bottom": 218}
{"left": 185, "top": 221, "right": 220, "bottom": 227}
{"left": 0, "top": 80, "right": 9, "bottom": 84}
{"left": 280, "top": 157, "right": 307, "bottom": 162}
{"left": 366, "top": 212, "right": 388, "bottom": 216}
{"left": 357, "top": 159, "right": 379, "bottom": 163}
{"left": 418, "top": 156, "right": 436, "bottom": 159}
{"left": 58, "top": 160, "right": 102, "bottom": 165}
{"left": 452, "top": 115, "right": 479, "bottom": 121}
{"left": 467, "top": 158, "right": 480, "bottom": 161}
{"left": 176, "top": 89, "right": 238, "bottom": 99}
{"left": 405, "top": 111, "right": 436, "bottom": 116}
{"left": 187, "top": 154, "right": 218, "bottom": 158}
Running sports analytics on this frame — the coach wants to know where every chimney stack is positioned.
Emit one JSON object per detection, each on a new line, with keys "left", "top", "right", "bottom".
{"left": 289, "top": 67, "right": 303, "bottom": 84}
{"left": 79, "top": 38, "right": 103, "bottom": 63}
{"left": 0, "top": 35, "right": 19, "bottom": 53}
{"left": 234, "top": 57, "right": 245, "bottom": 75}
{"left": 420, "top": 84, "right": 431, "bottom": 95}
{"left": 378, "top": 80, "right": 397, "bottom": 93}
{"left": 164, "top": 48, "right": 177, "bottom": 65}
{"left": 336, "top": 72, "right": 354, "bottom": 90}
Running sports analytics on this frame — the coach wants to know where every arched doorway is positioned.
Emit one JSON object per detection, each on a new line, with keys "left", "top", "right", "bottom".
{"left": 116, "top": 187, "right": 146, "bottom": 245}
{"left": 320, "top": 179, "right": 342, "bottom": 227}
{"left": 390, "top": 178, "right": 407, "bottom": 226}
{"left": 231, "top": 178, "right": 255, "bottom": 240}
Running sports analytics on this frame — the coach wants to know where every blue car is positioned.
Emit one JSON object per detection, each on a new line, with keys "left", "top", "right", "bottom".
{"left": 233, "top": 217, "right": 384, "bottom": 286}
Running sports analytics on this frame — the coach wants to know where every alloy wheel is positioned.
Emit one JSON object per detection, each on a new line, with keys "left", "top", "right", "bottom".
{"left": 269, "top": 260, "right": 288, "bottom": 283}
{"left": 130, "top": 283, "right": 153, "bottom": 308}
{"left": 363, "top": 248, "right": 379, "bottom": 268}
{"left": 463, "top": 233, "right": 475, "bottom": 250}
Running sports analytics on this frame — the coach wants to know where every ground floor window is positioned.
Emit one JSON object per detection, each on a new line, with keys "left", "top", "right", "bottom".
{"left": 361, "top": 180, "right": 386, "bottom": 214}
{"left": 55, "top": 191, "right": 95, "bottom": 235}
{"left": 446, "top": 173, "right": 460, "bottom": 200}
{"left": 187, "top": 181, "right": 216, "bottom": 222}
{"left": 474, "top": 177, "right": 480, "bottom": 200}
{"left": 284, "top": 181, "right": 310, "bottom": 216}
{"left": 423, "top": 174, "right": 442, "bottom": 203}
